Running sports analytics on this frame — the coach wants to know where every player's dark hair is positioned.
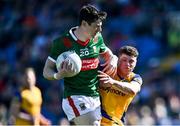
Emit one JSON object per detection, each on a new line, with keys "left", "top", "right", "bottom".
{"left": 79, "top": 4, "right": 107, "bottom": 25}
{"left": 119, "top": 46, "right": 139, "bottom": 57}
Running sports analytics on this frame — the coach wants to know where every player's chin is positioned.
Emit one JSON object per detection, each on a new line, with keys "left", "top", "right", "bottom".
{"left": 122, "top": 70, "right": 130, "bottom": 76}
{"left": 125, "top": 68, "right": 131, "bottom": 73}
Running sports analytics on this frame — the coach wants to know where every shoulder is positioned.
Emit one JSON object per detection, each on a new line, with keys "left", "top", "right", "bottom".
{"left": 52, "top": 32, "right": 69, "bottom": 43}
{"left": 34, "top": 86, "right": 41, "bottom": 92}
{"left": 13, "top": 90, "right": 22, "bottom": 102}
{"left": 52, "top": 32, "right": 73, "bottom": 48}
{"left": 132, "top": 73, "right": 143, "bottom": 85}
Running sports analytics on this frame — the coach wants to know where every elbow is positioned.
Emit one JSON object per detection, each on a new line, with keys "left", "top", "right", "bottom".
{"left": 129, "top": 90, "right": 136, "bottom": 95}
{"left": 43, "top": 71, "right": 47, "bottom": 79}
{"left": 131, "top": 91, "right": 137, "bottom": 95}
{"left": 43, "top": 67, "right": 55, "bottom": 80}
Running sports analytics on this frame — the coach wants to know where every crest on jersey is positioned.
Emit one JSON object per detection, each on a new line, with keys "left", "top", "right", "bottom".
{"left": 63, "top": 37, "right": 72, "bottom": 48}
{"left": 79, "top": 103, "right": 86, "bottom": 110}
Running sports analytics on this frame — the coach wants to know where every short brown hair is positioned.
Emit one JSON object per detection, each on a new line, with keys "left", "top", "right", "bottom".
{"left": 79, "top": 4, "right": 107, "bottom": 25}
{"left": 119, "top": 46, "right": 139, "bottom": 57}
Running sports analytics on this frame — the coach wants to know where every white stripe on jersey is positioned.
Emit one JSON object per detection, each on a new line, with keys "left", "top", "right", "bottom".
{"left": 48, "top": 56, "right": 56, "bottom": 63}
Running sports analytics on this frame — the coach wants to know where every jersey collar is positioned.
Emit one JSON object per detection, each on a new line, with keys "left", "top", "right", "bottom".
{"left": 69, "top": 27, "right": 90, "bottom": 46}
{"left": 116, "top": 72, "right": 135, "bottom": 82}
{"left": 69, "top": 27, "right": 78, "bottom": 41}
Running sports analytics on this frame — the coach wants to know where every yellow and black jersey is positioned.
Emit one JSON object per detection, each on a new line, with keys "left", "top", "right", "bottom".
{"left": 15, "top": 86, "right": 42, "bottom": 125}
{"left": 99, "top": 72, "right": 142, "bottom": 126}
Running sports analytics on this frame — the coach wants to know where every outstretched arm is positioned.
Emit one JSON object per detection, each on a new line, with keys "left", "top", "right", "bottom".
{"left": 98, "top": 71, "right": 141, "bottom": 95}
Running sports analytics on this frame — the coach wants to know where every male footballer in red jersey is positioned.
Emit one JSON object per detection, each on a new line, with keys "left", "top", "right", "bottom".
{"left": 43, "top": 4, "right": 118, "bottom": 125}
{"left": 98, "top": 46, "right": 143, "bottom": 126}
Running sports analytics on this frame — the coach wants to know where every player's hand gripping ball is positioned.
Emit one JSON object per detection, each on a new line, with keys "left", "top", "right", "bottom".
{"left": 56, "top": 51, "right": 82, "bottom": 77}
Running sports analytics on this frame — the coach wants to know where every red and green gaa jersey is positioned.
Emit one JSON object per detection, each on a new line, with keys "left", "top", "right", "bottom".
{"left": 49, "top": 27, "right": 107, "bottom": 98}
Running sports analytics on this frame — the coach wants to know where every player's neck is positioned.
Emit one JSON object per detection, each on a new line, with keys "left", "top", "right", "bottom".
{"left": 74, "top": 27, "right": 90, "bottom": 42}
{"left": 117, "top": 71, "right": 130, "bottom": 80}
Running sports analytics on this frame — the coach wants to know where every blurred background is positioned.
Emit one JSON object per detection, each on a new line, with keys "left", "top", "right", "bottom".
{"left": 0, "top": 0, "right": 180, "bottom": 125}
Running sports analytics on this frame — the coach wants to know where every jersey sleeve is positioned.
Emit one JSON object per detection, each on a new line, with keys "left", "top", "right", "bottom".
{"left": 97, "top": 33, "right": 107, "bottom": 53}
{"left": 132, "top": 74, "right": 143, "bottom": 86}
{"left": 49, "top": 36, "right": 69, "bottom": 60}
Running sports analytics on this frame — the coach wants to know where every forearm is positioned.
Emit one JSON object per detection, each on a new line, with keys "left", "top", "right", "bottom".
{"left": 9, "top": 109, "right": 19, "bottom": 118}
{"left": 8, "top": 101, "right": 20, "bottom": 125}
{"left": 43, "top": 58, "right": 58, "bottom": 80}
{"left": 43, "top": 66, "right": 57, "bottom": 80}
{"left": 99, "top": 47, "right": 118, "bottom": 76}
{"left": 39, "top": 114, "right": 51, "bottom": 125}
{"left": 8, "top": 110, "right": 17, "bottom": 125}
{"left": 100, "top": 47, "right": 114, "bottom": 61}
{"left": 112, "top": 80, "right": 139, "bottom": 95}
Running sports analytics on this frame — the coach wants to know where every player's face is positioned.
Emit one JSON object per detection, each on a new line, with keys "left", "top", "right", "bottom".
{"left": 118, "top": 54, "right": 137, "bottom": 76}
{"left": 85, "top": 19, "right": 102, "bottom": 38}
{"left": 23, "top": 69, "right": 36, "bottom": 88}
{"left": 26, "top": 69, "right": 36, "bottom": 87}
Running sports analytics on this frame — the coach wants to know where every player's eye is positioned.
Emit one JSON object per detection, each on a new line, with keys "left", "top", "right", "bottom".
{"left": 129, "top": 59, "right": 134, "bottom": 64}
{"left": 121, "top": 59, "right": 127, "bottom": 62}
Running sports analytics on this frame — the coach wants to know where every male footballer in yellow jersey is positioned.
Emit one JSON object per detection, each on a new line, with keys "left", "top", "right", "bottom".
{"left": 98, "top": 46, "right": 143, "bottom": 126}
{"left": 8, "top": 67, "right": 51, "bottom": 125}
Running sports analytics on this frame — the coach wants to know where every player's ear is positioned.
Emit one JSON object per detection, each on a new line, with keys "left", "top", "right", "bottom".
{"left": 82, "top": 20, "right": 88, "bottom": 27}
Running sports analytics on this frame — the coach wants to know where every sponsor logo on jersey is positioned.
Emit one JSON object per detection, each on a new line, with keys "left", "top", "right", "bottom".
{"left": 100, "top": 86, "right": 126, "bottom": 96}
{"left": 81, "top": 58, "right": 99, "bottom": 71}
